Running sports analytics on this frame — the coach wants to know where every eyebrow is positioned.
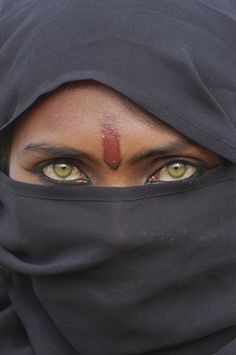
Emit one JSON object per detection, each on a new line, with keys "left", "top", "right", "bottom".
{"left": 18, "top": 144, "right": 97, "bottom": 163}
{"left": 19, "top": 140, "right": 197, "bottom": 165}
{"left": 128, "top": 140, "right": 197, "bottom": 165}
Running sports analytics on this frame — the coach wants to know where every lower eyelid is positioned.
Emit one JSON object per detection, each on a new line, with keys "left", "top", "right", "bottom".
{"left": 38, "top": 172, "right": 91, "bottom": 185}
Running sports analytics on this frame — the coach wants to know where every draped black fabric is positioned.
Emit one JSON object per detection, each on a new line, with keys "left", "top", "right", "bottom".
{"left": 0, "top": 165, "right": 236, "bottom": 355}
{"left": 0, "top": 0, "right": 236, "bottom": 354}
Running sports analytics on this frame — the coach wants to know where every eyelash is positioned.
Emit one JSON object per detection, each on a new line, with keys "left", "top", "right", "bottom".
{"left": 30, "top": 157, "right": 208, "bottom": 186}
{"left": 30, "top": 158, "right": 91, "bottom": 185}
{"left": 146, "top": 158, "right": 207, "bottom": 184}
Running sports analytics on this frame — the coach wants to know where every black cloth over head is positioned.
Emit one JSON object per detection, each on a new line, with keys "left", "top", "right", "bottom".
{"left": 0, "top": 1, "right": 236, "bottom": 354}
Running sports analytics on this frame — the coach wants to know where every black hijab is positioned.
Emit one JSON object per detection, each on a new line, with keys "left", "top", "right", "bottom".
{"left": 0, "top": 1, "right": 236, "bottom": 354}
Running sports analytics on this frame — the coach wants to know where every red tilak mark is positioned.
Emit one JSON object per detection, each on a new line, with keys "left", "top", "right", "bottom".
{"left": 101, "top": 121, "right": 121, "bottom": 170}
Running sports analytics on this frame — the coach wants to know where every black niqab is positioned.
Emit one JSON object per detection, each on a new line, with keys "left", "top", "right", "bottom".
{"left": 0, "top": 1, "right": 236, "bottom": 354}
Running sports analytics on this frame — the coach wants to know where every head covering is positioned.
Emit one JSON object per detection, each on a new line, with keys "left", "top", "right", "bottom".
{"left": 0, "top": 1, "right": 236, "bottom": 354}
{"left": 0, "top": 0, "right": 236, "bottom": 162}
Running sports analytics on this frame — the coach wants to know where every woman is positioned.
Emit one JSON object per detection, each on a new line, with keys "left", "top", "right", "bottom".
{"left": 0, "top": 1, "right": 235, "bottom": 354}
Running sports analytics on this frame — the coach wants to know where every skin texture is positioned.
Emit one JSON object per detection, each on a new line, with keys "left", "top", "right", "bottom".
{"left": 9, "top": 80, "right": 224, "bottom": 187}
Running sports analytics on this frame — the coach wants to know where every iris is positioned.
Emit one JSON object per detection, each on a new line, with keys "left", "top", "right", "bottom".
{"left": 167, "top": 162, "right": 186, "bottom": 178}
{"left": 53, "top": 163, "right": 73, "bottom": 178}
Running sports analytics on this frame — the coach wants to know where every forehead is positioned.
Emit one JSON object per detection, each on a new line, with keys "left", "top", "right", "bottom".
{"left": 11, "top": 81, "right": 183, "bottom": 149}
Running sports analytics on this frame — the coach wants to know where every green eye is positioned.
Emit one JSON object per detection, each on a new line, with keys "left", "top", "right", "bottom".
{"left": 148, "top": 160, "right": 198, "bottom": 183}
{"left": 42, "top": 161, "right": 90, "bottom": 184}
{"left": 167, "top": 162, "right": 186, "bottom": 178}
{"left": 53, "top": 163, "right": 73, "bottom": 178}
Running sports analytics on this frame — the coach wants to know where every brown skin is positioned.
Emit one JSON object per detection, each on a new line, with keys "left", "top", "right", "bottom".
{"left": 9, "top": 80, "right": 223, "bottom": 187}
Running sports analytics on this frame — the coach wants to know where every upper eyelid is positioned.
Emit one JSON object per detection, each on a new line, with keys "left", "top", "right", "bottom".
{"left": 150, "top": 154, "right": 208, "bottom": 166}
{"left": 151, "top": 157, "right": 207, "bottom": 173}
{"left": 31, "top": 157, "right": 84, "bottom": 170}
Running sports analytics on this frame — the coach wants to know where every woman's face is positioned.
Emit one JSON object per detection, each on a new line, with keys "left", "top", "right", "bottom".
{"left": 9, "top": 81, "right": 223, "bottom": 187}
